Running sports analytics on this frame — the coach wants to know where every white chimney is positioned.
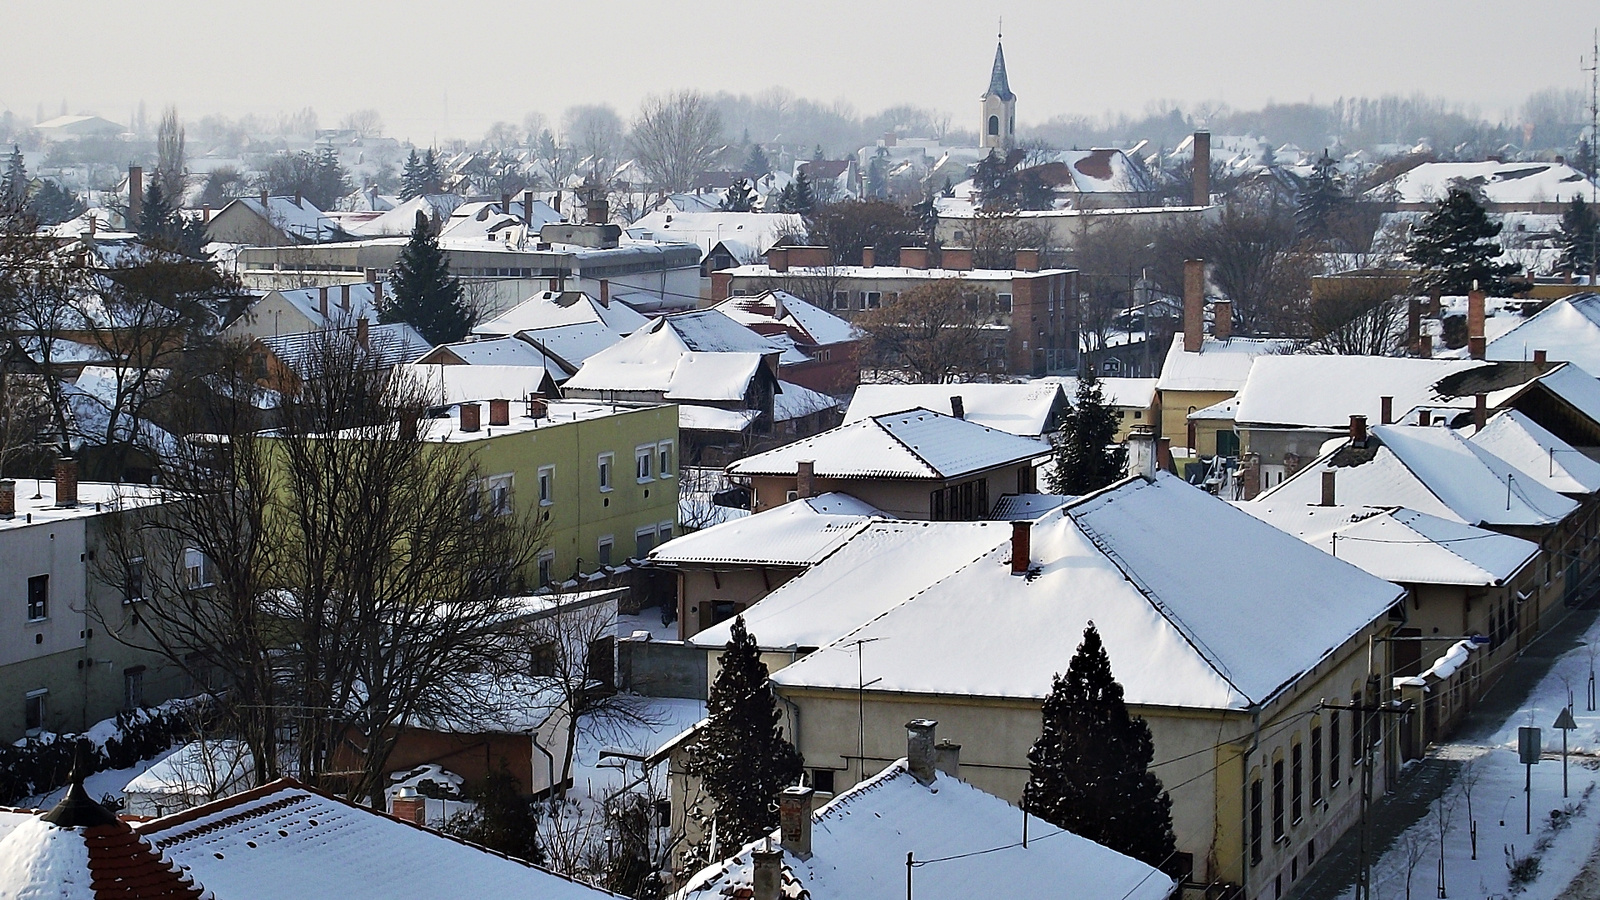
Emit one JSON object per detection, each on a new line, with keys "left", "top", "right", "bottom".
{"left": 778, "top": 786, "right": 814, "bottom": 858}
{"left": 935, "top": 739, "right": 961, "bottom": 779}
{"left": 906, "top": 719, "right": 937, "bottom": 784}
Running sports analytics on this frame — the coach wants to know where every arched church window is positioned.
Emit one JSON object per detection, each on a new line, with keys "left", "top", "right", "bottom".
{"left": 987, "top": 115, "right": 1000, "bottom": 136}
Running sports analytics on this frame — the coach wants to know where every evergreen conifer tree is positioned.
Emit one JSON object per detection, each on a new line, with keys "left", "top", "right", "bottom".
{"left": 1404, "top": 186, "right": 1524, "bottom": 294}
{"left": 1556, "top": 195, "right": 1599, "bottom": 277}
{"left": 777, "top": 172, "right": 815, "bottom": 215}
{"left": 685, "top": 616, "right": 803, "bottom": 861}
{"left": 28, "top": 180, "right": 86, "bottom": 225}
{"left": 421, "top": 148, "right": 444, "bottom": 194}
{"left": 720, "top": 178, "right": 756, "bottom": 212}
{"left": 1025, "top": 623, "right": 1177, "bottom": 871}
{"left": 383, "top": 211, "right": 473, "bottom": 344}
{"left": 2, "top": 145, "right": 28, "bottom": 210}
{"left": 1047, "top": 371, "right": 1128, "bottom": 494}
{"left": 441, "top": 766, "right": 543, "bottom": 864}
{"left": 1295, "top": 151, "right": 1345, "bottom": 243}
{"left": 400, "top": 149, "right": 426, "bottom": 200}
{"left": 743, "top": 142, "right": 770, "bottom": 176}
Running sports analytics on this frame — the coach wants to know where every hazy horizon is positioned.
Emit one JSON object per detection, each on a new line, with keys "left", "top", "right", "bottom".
{"left": 4, "top": 1, "right": 1597, "bottom": 144}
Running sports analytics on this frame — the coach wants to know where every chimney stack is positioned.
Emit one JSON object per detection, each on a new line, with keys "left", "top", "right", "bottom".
{"left": 526, "top": 394, "right": 549, "bottom": 419}
{"left": 390, "top": 788, "right": 426, "bottom": 825}
{"left": 766, "top": 247, "right": 789, "bottom": 273}
{"left": 1014, "top": 248, "right": 1041, "bottom": 272}
{"left": 1213, "top": 300, "right": 1232, "bottom": 340}
{"left": 1380, "top": 395, "right": 1394, "bottom": 426}
{"left": 773, "top": 292, "right": 786, "bottom": 320}
{"left": 900, "top": 247, "right": 928, "bottom": 270}
{"left": 1349, "top": 415, "right": 1368, "bottom": 446}
{"left": 522, "top": 189, "right": 535, "bottom": 226}
{"left": 941, "top": 247, "right": 973, "bottom": 271}
{"left": 861, "top": 246, "right": 875, "bottom": 268}
{"left": 949, "top": 395, "right": 965, "bottom": 420}
{"left": 489, "top": 398, "right": 510, "bottom": 427}
{"left": 1407, "top": 297, "right": 1422, "bottom": 354}
{"left": 1467, "top": 288, "right": 1486, "bottom": 359}
{"left": 1239, "top": 453, "right": 1261, "bottom": 501}
{"left": 127, "top": 166, "right": 143, "bottom": 226}
{"left": 373, "top": 281, "right": 384, "bottom": 308}
{"left": 365, "top": 267, "right": 378, "bottom": 284}
{"left": 501, "top": 192, "right": 512, "bottom": 215}
{"left": 1183, "top": 259, "right": 1205, "bottom": 352}
{"left": 293, "top": 189, "right": 302, "bottom": 207}
{"left": 398, "top": 410, "right": 419, "bottom": 442}
{"left": 259, "top": 188, "right": 269, "bottom": 208}
{"left": 202, "top": 203, "right": 211, "bottom": 223}
{"left": 1534, "top": 349, "right": 1548, "bottom": 366}
{"left": 751, "top": 847, "right": 783, "bottom": 900}
{"left": 340, "top": 283, "right": 351, "bottom": 313}
{"left": 598, "top": 279, "right": 610, "bottom": 308}
{"left": 1192, "top": 131, "right": 1211, "bottom": 207}
{"left": 1011, "top": 521, "right": 1031, "bottom": 576}
{"left": 795, "top": 460, "right": 815, "bottom": 500}
{"left": 1417, "top": 410, "right": 1431, "bottom": 427}
{"left": 355, "top": 317, "right": 369, "bottom": 348}
{"left": 1474, "top": 393, "right": 1487, "bottom": 431}
{"left": 1321, "top": 469, "right": 1337, "bottom": 507}
{"left": 1157, "top": 437, "right": 1173, "bottom": 473}
{"left": 0, "top": 479, "right": 14, "bottom": 519}
{"left": 778, "top": 786, "right": 814, "bottom": 859}
{"left": 586, "top": 196, "right": 608, "bottom": 225}
{"left": 459, "top": 402, "right": 481, "bottom": 433}
{"left": 935, "top": 740, "right": 961, "bottom": 779}
{"left": 55, "top": 457, "right": 78, "bottom": 508}
{"left": 318, "top": 286, "right": 329, "bottom": 319}
{"left": 906, "top": 719, "right": 938, "bottom": 784}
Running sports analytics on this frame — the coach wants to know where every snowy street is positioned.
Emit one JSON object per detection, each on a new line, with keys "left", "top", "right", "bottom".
{"left": 1292, "top": 601, "right": 1600, "bottom": 900}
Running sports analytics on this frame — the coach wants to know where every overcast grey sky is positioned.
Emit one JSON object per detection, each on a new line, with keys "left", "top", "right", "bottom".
{"left": 4, "top": 1, "right": 1596, "bottom": 142}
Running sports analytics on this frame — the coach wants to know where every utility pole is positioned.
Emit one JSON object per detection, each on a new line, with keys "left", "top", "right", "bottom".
{"left": 1322, "top": 675, "right": 1411, "bottom": 900}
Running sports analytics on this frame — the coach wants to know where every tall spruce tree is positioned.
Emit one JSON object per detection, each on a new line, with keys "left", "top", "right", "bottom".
{"left": 1404, "top": 186, "right": 1524, "bottom": 295}
{"left": 685, "top": 616, "right": 803, "bottom": 861}
{"left": 1048, "top": 371, "right": 1128, "bottom": 494}
{"left": 743, "top": 142, "right": 770, "bottom": 176}
{"left": 1295, "top": 151, "right": 1344, "bottom": 244}
{"left": 2, "top": 145, "right": 27, "bottom": 210}
{"left": 28, "top": 180, "right": 86, "bottom": 225}
{"left": 1556, "top": 195, "right": 1599, "bottom": 277}
{"left": 400, "top": 149, "right": 426, "bottom": 200}
{"left": 1025, "top": 623, "right": 1177, "bottom": 871}
{"left": 720, "top": 178, "right": 756, "bottom": 212}
{"left": 777, "top": 172, "right": 815, "bottom": 215}
{"left": 383, "top": 211, "right": 473, "bottom": 344}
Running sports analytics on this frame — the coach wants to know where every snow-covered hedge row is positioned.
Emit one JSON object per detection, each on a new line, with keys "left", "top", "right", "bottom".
{"left": 0, "top": 698, "right": 213, "bottom": 805}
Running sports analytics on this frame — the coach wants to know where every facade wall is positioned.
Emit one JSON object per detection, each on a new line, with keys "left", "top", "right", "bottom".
{"left": 1157, "top": 390, "right": 1235, "bottom": 446}
{"left": 675, "top": 567, "right": 803, "bottom": 641}
{"left": 746, "top": 464, "right": 1036, "bottom": 518}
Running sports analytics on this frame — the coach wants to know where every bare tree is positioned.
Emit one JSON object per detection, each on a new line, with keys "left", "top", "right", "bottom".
{"left": 339, "top": 109, "right": 384, "bottom": 139}
{"left": 154, "top": 106, "right": 186, "bottom": 205}
{"left": 630, "top": 91, "right": 725, "bottom": 194}
{"left": 565, "top": 105, "right": 625, "bottom": 173}
{"left": 855, "top": 281, "right": 1003, "bottom": 383}
{"left": 0, "top": 206, "right": 86, "bottom": 447}
{"left": 1399, "top": 829, "right": 1428, "bottom": 900}
{"left": 1302, "top": 271, "right": 1411, "bottom": 355}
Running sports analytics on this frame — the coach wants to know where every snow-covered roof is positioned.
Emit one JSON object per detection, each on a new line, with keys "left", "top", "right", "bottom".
{"left": 773, "top": 380, "right": 840, "bottom": 422}
{"left": 712, "top": 291, "right": 858, "bottom": 348}
{"left": 260, "top": 322, "right": 428, "bottom": 373}
{"left": 564, "top": 314, "right": 778, "bottom": 400}
{"left": 517, "top": 323, "right": 628, "bottom": 370}
{"left": 124, "top": 741, "right": 253, "bottom": 798}
{"left": 1257, "top": 424, "right": 1578, "bottom": 528}
{"left": 217, "top": 196, "right": 346, "bottom": 242}
{"left": 1469, "top": 409, "right": 1600, "bottom": 495}
{"left": 771, "top": 473, "right": 1403, "bottom": 709}
{"left": 344, "top": 194, "right": 469, "bottom": 237}
{"left": 1236, "top": 503, "right": 1538, "bottom": 587}
{"left": 727, "top": 409, "right": 1049, "bottom": 480}
{"left": 663, "top": 353, "right": 765, "bottom": 402}
{"left": 136, "top": 781, "right": 610, "bottom": 900}
{"left": 689, "top": 519, "right": 1009, "bottom": 650}
{"left": 0, "top": 810, "right": 210, "bottom": 900}
{"left": 1367, "top": 161, "right": 1596, "bottom": 206}
{"left": 1038, "top": 376, "right": 1158, "bottom": 410}
{"left": 399, "top": 364, "right": 559, "bottom": 406}
{"left": 1523, "top": 363, "right": 1600, "bottom": 428}
{"left": 627, "top": 211, "right": 805, "bottom": 257}
{"left": 677, "top": 760, "right": 1173, "bottom": 900}
{"left": 988, "top": 493, "right": 1073, "bottom": 520}
{"left": 650, "top": 492, "right": 885, "bottom": 567}
{"left": 1487, "top": 294, "right": 1600, "bottom": 373}
{"left": 473, "top": 290, "right": 647, "bottom": 338}
{"left": 427, "top": 334, "right": 569, "bottom": 376}
{"left": 1188, "top": 396, "right": 1238, "bottom": 421}
{"left": 844, "top": 383, "right": 1066, "bottom": 437}
{"left": 1155, "top": 335, "right": 1297, "bottom": 393}
{"left": 660, "top": 309, "right": 785, "bottom": 354}
{"left": 678, "top": 405, "right": 761, "bottom": 433}
{"left": 1036, "top": 148, "right": 1159, "bottom": 195}
{"left": 269, "top": 282, "right": 385, "bottom": 330}
{"left": 1233, "top": 356, "right": 1492, "bottom": 429}
{"left": 63, "top": 367, "right": 178, "bottom": 455}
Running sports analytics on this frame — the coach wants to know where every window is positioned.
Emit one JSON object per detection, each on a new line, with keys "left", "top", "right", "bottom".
{"left": 987, "top": 115, "right": 1000, "bottom": 136}
{"left": 832, "top": 291, "right": 849, "bottom": 311}
{"left": 185, "top": 548, "right": 214, "bottom": 589}
{"left": 538, "top": 466, "right": 555, "bottom": 506}
{"left": 26, "top": 574, "right": 48, "bottom": 621}
{"left": 487, "top": 474, "right": 514, "bottom": 516}
{"left": 597, "top": 536, "right": 614, "bottom": 567}
{"left": 1311, "top": 725, "right": 1324, "bottom": 804}
{"left": 636, "top": 445, "right": 655, "bottom": 483}
{"left": 123, "top": 667, "right": 145, "bottom": 710}
{"left": 1351, "top": 693, "right": 1363, "bottom": 769}
{"left": 598, "top": 453, "right": 614, "bottom": 491}
{"left": 658, "top": 522, "right": 673, "bottom": 545}
{"left": 657, "top": 441, "right": 674, "bottom": 478}
{"left": 530, "top": 642, "right": 558, "bottom": 677}
{"left": 998, "top": 292, "right": 1013, "bottom": 312}
{"left": 635, "top": 526, "right": 657, "bottom": 557}
{"left": 1272, "top": 757, "right": 1285, "bottom": 842}
{"left": 124, "top": 558, "right": 145, "bottom": 604}
{"left": 1249, "top": 775, "right": 1263, "bottom": 865}
{"left": 1329, "top": 711, "right": 1341, "bottom": 787}
{"left": 23, "top": 691, "right": 46, "bottom": 735}
{"left": 538, "top": 551, "right": 555, "bottom": 586}
{"left": 810, "top": 769, "right": 836, "bottom": 794}
{"left": 864, "top": 291, "right": 881, "bottom": 309}
{"left": 1291, "top": 742, "right": 1304, "bottom": 824}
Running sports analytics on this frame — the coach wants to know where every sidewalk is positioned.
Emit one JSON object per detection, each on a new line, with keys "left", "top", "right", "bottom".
{"left": 1287, "top": 599, "right": 1600, "bottom": 900}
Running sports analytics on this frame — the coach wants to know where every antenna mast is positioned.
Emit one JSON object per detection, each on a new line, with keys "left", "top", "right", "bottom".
{"left": 1587, "top": 30, "right": 1598, "bottom": 280}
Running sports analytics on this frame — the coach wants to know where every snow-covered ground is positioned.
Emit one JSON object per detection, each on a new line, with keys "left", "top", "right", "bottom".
{"left": 616, "top": 609, "right": 678, "bottom": 643}
{"left": 1368, "top": 614, "right": 1600, "bottom": 899}
{"left": 566, "top": 695, "right": 704, "bottom": 804}
{"left": 24, "top": 745, "right": 183, "bottom": 810}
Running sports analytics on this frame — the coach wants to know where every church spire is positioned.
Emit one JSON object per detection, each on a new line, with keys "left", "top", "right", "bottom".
{"left": 987, "top": 39, "right": 1014, "bottom": 102}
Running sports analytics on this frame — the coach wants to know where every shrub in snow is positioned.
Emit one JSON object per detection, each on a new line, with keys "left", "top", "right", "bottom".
{"left": 0, "top": 699, "right": 213, "bottom": 805}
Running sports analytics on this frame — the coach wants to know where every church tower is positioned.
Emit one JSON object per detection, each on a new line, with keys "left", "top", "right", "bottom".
{"left": 980, "top": 34, "right": 1016, "bottom": 150}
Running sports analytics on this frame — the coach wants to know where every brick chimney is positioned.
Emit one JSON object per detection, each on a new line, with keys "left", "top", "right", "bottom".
{"left": 390, "top": 788, "right": 426, "bottom": 825}
{"left": 935, "top": 739, "right": 961, "bottom": 779}
{"left": 55, "top": 457, "right": 78, "bottom": 508}
{"left": 900, "top": 247, "right": 928, "bottom": 270}
{"left": 1014, "top": 248, "right": 1041, "bottom": 272}
{"left": 365, "top": 267, "right": 378, "bottom": 284}
{"left": 501, "top": 192, "right": 512, "bottom": 215}
{"left": 1380, "top": 395, "right": 1394, "bottom": 425}
{"left": 1321, "top": 469, "right": 1336, "bottom": 507}
{"left": 773, "top": 292, "right": 786, "bottom": 320}
{"left": 259, "top": 188, "right": 269, "bottom": 207}
{"left": 526, "top": 394, "right": 549, "bottom": 419}
{"left": 1239, "top": 453, "right": 1261, "bottom": 500}
{"left": 942, "top": 247, "right": 973, "bottom": 271}
{"left": 1534, "top": 349, "right": 1547, "bottom": 366}
{"left": 201, "top": 203, "right": 211, "bottom": 223}
{"left": 752, "top": 847, "right": 783, "bottom": 900}
{"left": 1418, "top": 410, "right": 1432, "bottom": 427}
{"left": 598, "top": 279, "right": 610, "bottom": 308}
{"left": 1213, "top": 300, "right": 1232, "bottom": 340}
{"left": 1474, "top": 393, "right": 1487, "bottom": 431}
{"left": 766, "top": 247, "right": 789, "bottom": 273}
{"left": 949, "top": 395, "right": 965, "bottom": 419}
{"left": 373, "top": 281, "right": 384, "bottom": 308}
{"left": 861, "top": 246, "right": 875, "bottom": 268}
{"left": 523, "top": 189, "right": 535, "bottom": 225}
{"left": 1010, "top": 521, "right": 1031, "bottom": 575}
{"left": 1349, "top": 415, "right": 1367, "bottom": 446}
{"left": 318, "top": 286, "right": 329, "bottom": 319}
{"left": 459, "top": 402, "right": 481, "bottom": 433}
{"left": 127, "top": 166, "right": 143, "bottom": 225}
{"left": 795, "top": 460, "right": 815, "bottom": 500}
{"left": 586, "top": 196, "right": 608, "bottom": 225}
{"left": 340, "top": 283, "right": 351, "bottom": 313}
{"left": 1467, "top": 288, "right": 1486, "bottom": 360}
{"left": 1407, "top": 297, "right": 1421, "bottom": 354}
{"left": 0, "top": 479, "right": 14, "bottom": 519}
{"left": 778, "top": 786, "right": 814, "bottom": 858}
{"left": 906, "top": 719, "right": 938, "bottom": 784}
{"left": 1183, "top": 259, "right": 1205, "bottom": 352}
{"left": 711, "top": 271, "right": 732, "bottom": 302}
{"left": 488, "top": 398, "right": 511, "bottom": 427}
{"left": 355, "top": 317, "right": 369, "bottom": 349}
{"left": 1192, "top": 131, "right": 1211, "bottom": 207}
{"left": 1157, "top": 437, "right": 1173, "bottom": 473}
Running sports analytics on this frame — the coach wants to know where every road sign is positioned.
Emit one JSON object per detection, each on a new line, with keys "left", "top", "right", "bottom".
{"left": 1554, "top": 707, "right": 1578, "bottom": 731}
{"left": 1519, "top": 726, "right": 1542, "bottom": 765}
